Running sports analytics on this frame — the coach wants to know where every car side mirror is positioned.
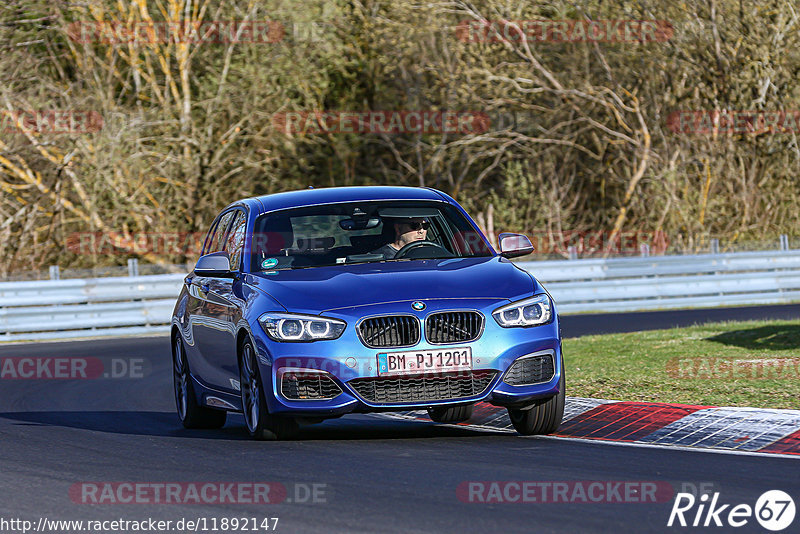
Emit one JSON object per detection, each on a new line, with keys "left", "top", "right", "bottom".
{"left": 195, "top": 251, "right": 234, "bottom": 277}
{"left": 498, "top": 233, "right": 534, "bottom": 258}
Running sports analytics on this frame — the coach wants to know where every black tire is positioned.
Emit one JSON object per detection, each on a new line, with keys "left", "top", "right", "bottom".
{"left": 240, "top": 338, "right": 299, "bottom": 440}
{"left": 507, "top": 369, "right": 565, "bottom": 436}
{"left": 427, "top": 404, "right": 474, "bottom": 423}
{"left": 172, "top": 331, "right": 227, "bottom": 429}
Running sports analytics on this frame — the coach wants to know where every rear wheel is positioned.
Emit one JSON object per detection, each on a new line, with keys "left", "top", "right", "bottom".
{"left": 427, "top": 404, "right": 474, "bottom": 423}
{"left": 507, "top": 370, "right": 565, "bottom": 436}
{"left": 240, "top": 339, "right": 299, "bottom": 440}
{"left": 172, "top": 332, "right": 227, "bottom": 429}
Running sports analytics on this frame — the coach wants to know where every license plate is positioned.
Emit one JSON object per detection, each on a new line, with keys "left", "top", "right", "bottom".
{"left": 377, "top": 347, "right": 472, "bottom": 376}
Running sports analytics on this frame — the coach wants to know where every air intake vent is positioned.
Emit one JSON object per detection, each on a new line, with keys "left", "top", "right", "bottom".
{"left": 348, "top": 370, "right": 497, "bottom": 404}
{"left": 280, "top": 371, "right": 342, "bottom": 400}
{"left": 425, "top": 311, "right": 483, "bottom": 344}
{"left": 503, "top": 353, "right": 555, "bottom": 386}
{"left": 358, "top": 315, "right": 420, "bottom": 348}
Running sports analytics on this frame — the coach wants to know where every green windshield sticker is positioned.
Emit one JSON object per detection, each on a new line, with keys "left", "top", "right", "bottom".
{"left": 261, "top": 258, "right": 279, "bottom": 269}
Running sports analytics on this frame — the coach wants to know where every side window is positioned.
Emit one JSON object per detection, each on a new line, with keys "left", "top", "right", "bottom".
{"left": 224, "top": 211, "right": 247, "bottom": 270}
{"left": 208, "top": 210, "right": 236, "bottom": 253}
{"left": 202, "top": 219, "right": 220, "bottom": 256}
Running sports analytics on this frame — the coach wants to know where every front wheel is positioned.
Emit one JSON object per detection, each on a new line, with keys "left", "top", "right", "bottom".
{"left": 427, "top": 404, "right": 474, "bottom": 423}
{"left": 240, "top": 339, "right": 299, "bottom": 440}
{"left": 172, "top": 332, "right": 227, "bottom": 429}
{"left": 507, "top": 370, "right": 565, "bottom": 436}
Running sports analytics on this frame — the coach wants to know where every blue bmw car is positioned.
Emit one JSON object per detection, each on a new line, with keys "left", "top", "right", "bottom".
{"left": 171, "top": 186, "right": 564, "bottom": 439}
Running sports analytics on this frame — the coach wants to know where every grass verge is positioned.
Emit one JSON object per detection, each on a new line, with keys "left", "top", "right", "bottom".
{"left": 563, "top": 319, "right": 800, "bottom": 410}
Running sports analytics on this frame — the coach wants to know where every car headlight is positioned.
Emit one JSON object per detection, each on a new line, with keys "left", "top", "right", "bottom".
{"left": 259, "top": 313, "right": 346, "bottom": 342}
{"left": 492, "top": 294, "right": 552, "bottom": 327}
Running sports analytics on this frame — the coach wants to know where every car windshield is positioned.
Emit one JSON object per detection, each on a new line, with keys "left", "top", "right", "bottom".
{"left": 251, "top": 201, "right": 492, "bottom": 271}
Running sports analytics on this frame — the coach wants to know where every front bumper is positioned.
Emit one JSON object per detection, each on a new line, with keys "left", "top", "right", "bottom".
{"left": 252, "top": 298, "right": 563, "bottom": 416}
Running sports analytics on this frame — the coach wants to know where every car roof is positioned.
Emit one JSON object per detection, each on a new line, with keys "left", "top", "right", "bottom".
{"left": 240, "top": 186, "right": 450, "bottom": 215}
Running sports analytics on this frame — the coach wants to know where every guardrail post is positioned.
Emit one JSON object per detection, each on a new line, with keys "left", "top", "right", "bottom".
{"left": 49, "top": 265, "right": 60, "bottom": 280}
{"left": 780, "top": 234, "right": 789, "bottom": 251}
{"left": 568, "top": 246, "right": 578, "bottom": 260}
{"left": 128, "top": 258, "right": 139, "bottom": 277}
{"left": 640, "top": 243, "right": 650, "bottom": 257}
{"left": 710, "top": 239, "right": 720, "bottom": 254}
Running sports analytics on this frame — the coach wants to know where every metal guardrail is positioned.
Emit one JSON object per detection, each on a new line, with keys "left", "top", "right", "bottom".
{"left": 520, "top": 250, "right": 800, "bottom": 313}
{"left": 0, "top": 274, "right": 184, "bottom": 341}
{"left": 2, "top": 250, "right": 800, "bottom": 341}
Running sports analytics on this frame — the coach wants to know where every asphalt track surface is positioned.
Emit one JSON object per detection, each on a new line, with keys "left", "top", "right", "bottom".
{"left": 2, "top": 304, "right": 799, "bottom": 534}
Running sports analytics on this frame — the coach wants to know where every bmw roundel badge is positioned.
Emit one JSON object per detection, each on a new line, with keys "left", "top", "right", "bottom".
{"left": 412, "top": 301, "right": 426, "bottom": 311}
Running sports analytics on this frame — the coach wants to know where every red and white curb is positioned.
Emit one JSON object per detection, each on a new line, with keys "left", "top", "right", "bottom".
{"left": 386, "top": 397, "right": 800, "bottom": 457}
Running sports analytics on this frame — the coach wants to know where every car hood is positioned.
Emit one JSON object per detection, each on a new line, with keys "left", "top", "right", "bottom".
{"left": 246, "top": 256, "right": 539, "bottom": 314}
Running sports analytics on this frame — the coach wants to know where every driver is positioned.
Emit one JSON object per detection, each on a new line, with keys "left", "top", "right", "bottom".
{"left": 372, "top": 217, "right": 430, "bottom": 259}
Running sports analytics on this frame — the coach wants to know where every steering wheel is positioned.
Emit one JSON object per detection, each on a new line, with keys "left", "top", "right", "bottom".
{"left": 394, "top": 240, "right": 454, "bottom": 259}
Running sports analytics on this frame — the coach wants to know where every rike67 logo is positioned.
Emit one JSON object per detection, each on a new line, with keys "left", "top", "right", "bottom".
{"left": 668, "top": 490, "right": 795, "bottom": 531}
